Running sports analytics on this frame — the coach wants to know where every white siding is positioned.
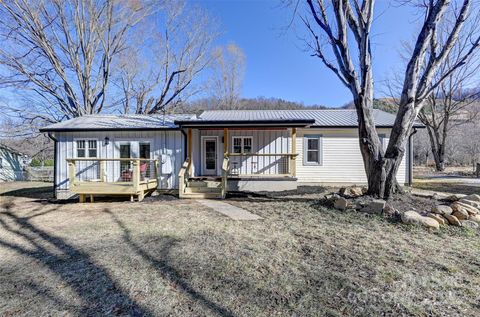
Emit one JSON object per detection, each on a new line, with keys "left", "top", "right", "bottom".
{"left": 0, "top": 147, "right": 25, "bottom": 181}
{"left": 54, "top": 130, "right": 184, "bottom": 191}
{"left": 296, "top": 128, "right": 407, "bottom": 185}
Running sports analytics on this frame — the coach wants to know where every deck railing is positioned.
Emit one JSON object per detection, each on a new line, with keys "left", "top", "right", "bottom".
{"left": 178, "top": 158, "right": 191, "bottom": 198}
{"left": 67, "top": 158, "right": 158, "bottom": 187}
{"left": 226, "top": 153, "right": 297, "bottom": 176}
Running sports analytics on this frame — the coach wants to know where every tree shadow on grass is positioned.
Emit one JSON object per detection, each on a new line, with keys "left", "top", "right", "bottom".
{"left": 0, "top": 185, "right": 53, "bottom": 199}
{"left": 102, "top": 208, "right": 235, "bottom": 317}
{"left": 0, "top": 202, "right": 153, "bottom": 316}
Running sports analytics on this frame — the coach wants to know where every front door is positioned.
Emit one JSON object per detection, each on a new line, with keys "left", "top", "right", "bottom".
{"left": 202, "top": 137, "right": 217, "bottom": 175}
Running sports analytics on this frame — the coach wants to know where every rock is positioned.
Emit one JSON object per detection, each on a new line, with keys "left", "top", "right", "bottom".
{"left": 432, "top": 193, "right": 440, "bottom": 200}
{"left": 401, "top": 210, "right": 440, "bottom": 229}
{"left": 334, "top": 197, "right": 349, "bottom": 211}
{"left": 444, "top": 214, "right": 462, "bottom": 226}
{"left": 452, "top": 210, "right": 469, "bottom": 220}
{"left": 451, "top": 202, "right": 479, "bottom": 215}
{"left": 361, "top": 186, "right": 368, "bottom": 195}
{"left": 460, "top": 220, "right": 479, "bottom": 229}
{"left": 427, "top": 213, "right": 446, "bottom": 225}
{"left": 469, "top": 214, "right": 480, "bottom": 224}
{"left": 361, "top": 199, "right": 386, "bottom": 214}
{"left": 431, "top": 205, "right": 453, "bottom": 216}
{"left": 444, "top": 194, "right": 465, "bottom": 202}
{"left": 383, "top": 203, "right": 397, "bottom": 216}
{"left": 463, "top": 194, "right": 480, "bottom": 202}
{"left": 339, "top": 186, "right": 364, "bottom": 198}
{"left": 458, "top": 199, "right": 480, "bottom": 209}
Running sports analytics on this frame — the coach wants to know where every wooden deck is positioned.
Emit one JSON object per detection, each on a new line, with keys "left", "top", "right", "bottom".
{"left": 67, "top": 158, "right": 158, "bottom": 202}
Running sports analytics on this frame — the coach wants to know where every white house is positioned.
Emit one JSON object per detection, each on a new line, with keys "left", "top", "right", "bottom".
{"left": 0, "top": 143, "right": 27, "bottom": 182}
{"left": 40, "top": 110, "right": 422, "bottom": 201}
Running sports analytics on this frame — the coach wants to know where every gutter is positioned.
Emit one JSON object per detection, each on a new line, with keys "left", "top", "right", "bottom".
{"left": 46, "top": 132, "right": 58, "bottom": 198}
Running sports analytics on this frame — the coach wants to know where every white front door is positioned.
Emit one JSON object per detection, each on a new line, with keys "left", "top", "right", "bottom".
{"left": 202, "top": 137, "right": 218, "bottom": 175}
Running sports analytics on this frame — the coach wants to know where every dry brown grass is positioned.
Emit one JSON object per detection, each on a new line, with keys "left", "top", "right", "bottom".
{"left": 1, "top": 182, "right": 479, "bottom": 316}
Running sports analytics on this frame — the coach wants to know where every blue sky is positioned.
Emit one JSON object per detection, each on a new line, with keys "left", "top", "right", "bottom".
{"left": 195, "top": 0, "right": 419, "bottom": 107}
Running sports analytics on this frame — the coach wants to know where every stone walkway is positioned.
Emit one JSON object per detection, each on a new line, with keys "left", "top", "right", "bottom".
{"left": 197, "top": 200, "right": 262, "bottom": 220}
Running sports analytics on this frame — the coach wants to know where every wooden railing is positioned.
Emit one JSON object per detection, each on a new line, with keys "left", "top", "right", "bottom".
{"left": 67, "top": 158, "right": 158, "bottom": 189}
{"left": 178, "top": 158, "right": 191, "bottom": 198}
{"left": 226, "top": 153, "right": 297, "bottom": 176}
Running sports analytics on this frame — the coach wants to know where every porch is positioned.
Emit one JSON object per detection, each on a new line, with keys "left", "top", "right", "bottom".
{"left": 67, "top": 158, "right": 158, "bottom": 202}
{"left": 178, "top": 127, "right": 300, "bottom": 199}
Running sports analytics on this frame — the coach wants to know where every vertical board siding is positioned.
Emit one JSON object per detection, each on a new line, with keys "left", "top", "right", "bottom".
{"left": 55, "top": 130, "right": 184, "bottom": 191}
{"left": 295, "top": 128, "right": 407, "bottom": 184}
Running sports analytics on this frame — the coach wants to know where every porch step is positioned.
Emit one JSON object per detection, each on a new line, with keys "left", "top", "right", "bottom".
{"left": 187, "top": 180, "right": 222, "bottom": 188}
{"left": 180, "top": 192, "right": 223, "bottom": 199}
{"left": 185, "top": 186, "right": 222, "bottom": 194}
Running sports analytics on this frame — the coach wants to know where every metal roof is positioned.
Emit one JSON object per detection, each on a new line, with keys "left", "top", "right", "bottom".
{"left": 194, "top": 109, "right": 415, "bottom": 127}
{"left": 39, "top": 114, "right": 196, "bottom": 132}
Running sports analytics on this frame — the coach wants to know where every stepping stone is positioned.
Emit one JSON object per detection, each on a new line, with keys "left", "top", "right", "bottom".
{"left": 197, "top": 200, "right": 262, "bottom": 220}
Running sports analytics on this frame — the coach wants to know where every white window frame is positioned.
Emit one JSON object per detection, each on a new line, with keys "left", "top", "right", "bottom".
{"left": 74, "top": 139, "right": 98, "bottom": 158}
{"left": 303, "top": 134, "right": 323, "bottom": 166}
{"left": 231, "top": 136, "right": 253, "bottom": 154}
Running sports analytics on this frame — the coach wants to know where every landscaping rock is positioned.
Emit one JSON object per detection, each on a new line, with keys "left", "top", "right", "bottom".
{"left": 458, "top": 199, "right": 480, "bottom": 209}
{"left": 339, "top": 186, "right": 364, "bottom": 198}
{"left": 401, "top": 211, "right": 440, "bottom": 229}
{"left": 463, "top": 194, "right": 480, "bottom": 202}
{"left": 444, "top": 214, "right": 462, "bottom": 226}
{"left": 427, "top": 213, "right": 446, "bottom": 225}
{"left": 383, "top": 203, "right": 397, "bottom": 216}
{"left": 451, "top": 202, "right": 479, "bottom": 216}
{"left": 361, "top": 199, "right": 386, "bottom": 214}
{"left": 460, "top": 220, "right": 479, "bottom": 229}
{"left": 452, "top": 210, "right": 469, "bottom": 220}
{"left": 361, "top": 186, "right": 368, "bottom": 195}
{"left": 469, "top": 214, "right": 480, "bottom": 224}
{"left": 431, "top": 205, "right": 453, "bottom": 216}
{"left": 334, "top": 197, "right": 349, "bottom": 211}
{"left": 444, "top": 194, "right": 465, "bottom": 202}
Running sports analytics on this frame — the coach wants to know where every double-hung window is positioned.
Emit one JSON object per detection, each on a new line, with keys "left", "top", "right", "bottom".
{"left": 303, "top": 135, "right": 322, "bottom": 165}
{"left": 232, "top": 137, "right": 252, "bottom": 154}
{"left": 76, "top": 140, "right": 97, "bottom": 158}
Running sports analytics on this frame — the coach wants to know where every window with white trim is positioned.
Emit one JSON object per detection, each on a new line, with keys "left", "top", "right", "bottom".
{"left": 76, "top": 140, "right": 97, "bottom": 158}
{"left": 303, "top": 135, "right": 322, "bottom": 165}
{"left": 232, "top": 137, "right": 252, "bottom": 154}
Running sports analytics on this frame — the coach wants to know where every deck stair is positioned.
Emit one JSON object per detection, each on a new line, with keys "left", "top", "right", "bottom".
{"left": 182, "top": 177, "right": 223, "bottom": 199}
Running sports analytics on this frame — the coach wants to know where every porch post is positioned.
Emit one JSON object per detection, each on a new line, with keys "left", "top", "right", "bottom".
{"left": 68, "top": 160, "right": 76, "bottom": 187}
{"left": 223, "top": 128, "right": 228, "bottom": 155}
{"left": 291, "top": 128, "right": 297, "bottom": 176}
{"left": 187, "top": 128, "right": 193, "bottom": 174}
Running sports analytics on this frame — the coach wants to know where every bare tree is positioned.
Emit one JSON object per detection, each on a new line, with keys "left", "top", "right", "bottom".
{"left": 297, "top": 0, "right": 480, "bottom": 198}
{"left": 118, "top": 1, "right": 216, "bottom": 114}
{"left": 0, "top": 0, "right": 153, "bottom": 123}
{"left": 211, "top": 43, "right": 246, "bottom": 109}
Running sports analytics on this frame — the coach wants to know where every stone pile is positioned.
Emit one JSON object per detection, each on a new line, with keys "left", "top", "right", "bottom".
{"left": 328, "top": 186, "right": 480, "bottom": 230}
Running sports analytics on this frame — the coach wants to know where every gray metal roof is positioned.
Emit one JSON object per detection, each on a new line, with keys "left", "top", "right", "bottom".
{"left": 40, "top": 114, "right": 196, "bottom": 132}
{"left": 195, "top": 109, "right": 411, "bottom": 127}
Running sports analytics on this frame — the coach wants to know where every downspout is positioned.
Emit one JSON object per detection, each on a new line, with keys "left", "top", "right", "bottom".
{"left": 47, "top": 132, "right": 58, "bottom": 198}
{"left": 407, "top": 128, "right": 418, "bottom": 186}
{"left": 180, "top": 128, "right": 187, "bottom": 161}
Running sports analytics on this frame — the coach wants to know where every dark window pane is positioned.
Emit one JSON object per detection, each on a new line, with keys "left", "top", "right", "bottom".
{"left": 307, "top": 138, "right": 319, "bottom": 150}
{"left": 77, "top": 149, "right": 85, "bottom": 158}
{"left": 243, "top": 138, "right": 252, "bottom": 153}
{"left": 88, "top": 149, "right": 97, "bottom": 158}
{"left": 307, "top": 150, "right": 318, "bottom": 163}
{"left": 205, "top": 140, "right": 216, "bottom": 169}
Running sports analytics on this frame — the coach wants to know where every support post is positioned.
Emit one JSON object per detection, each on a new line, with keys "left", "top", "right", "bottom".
{"left": 68, "top": 160, "right": 76, "bottom": 187}
{"left": 99, "top": 160, "right": 106, "bottom": 182}
{"left": 290, "top": 128, "right": 297, "bottom": 176}
{"left": 224, "top": 128, "right": 228, "bottom": 156}
{"left": 132, "top": 160, "right": 140, "bottom": 192}
{"left": 187, "top": 128, "right": 192, "bottom": 174}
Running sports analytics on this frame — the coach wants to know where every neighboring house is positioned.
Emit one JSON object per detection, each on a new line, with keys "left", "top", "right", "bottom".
{"left": 40, "top": 110, "right": 423, "bottom": 200}
{"left": 0, "top": 143, "right": 27, "bottom": 182}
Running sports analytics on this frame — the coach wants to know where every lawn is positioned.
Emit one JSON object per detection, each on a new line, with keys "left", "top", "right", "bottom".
{"left": 0, "top": 182, "right": 479, "bottom": 316}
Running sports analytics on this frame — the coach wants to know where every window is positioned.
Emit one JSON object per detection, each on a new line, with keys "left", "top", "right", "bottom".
{"left": 76, "top": 140, "right": 97, "bottom": 158}
{"left": 303, "top": 135, "right": 322, "bottom": 165}
{"left": 232, "top": 137, "right": 253, "bottom": 154}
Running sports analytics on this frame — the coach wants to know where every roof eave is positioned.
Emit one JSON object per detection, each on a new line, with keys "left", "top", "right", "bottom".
{"left": 39, "top": 127, "right": 180, "bottom": 132}
{"left": 174, "top": 119, "right": 315, "bottom": 128}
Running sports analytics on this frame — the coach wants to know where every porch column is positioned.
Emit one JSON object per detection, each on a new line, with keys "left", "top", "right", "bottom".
{"left": 187, "top": 128, "right": 192, "bottom": 174}
{"left": 223, "top": 128, "right": 229, "bottom": 156}
{"left": 290, "top": 128, "right": 297, "bottom": 176}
